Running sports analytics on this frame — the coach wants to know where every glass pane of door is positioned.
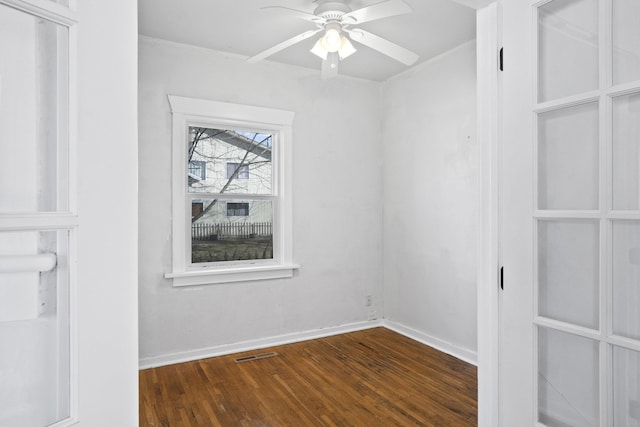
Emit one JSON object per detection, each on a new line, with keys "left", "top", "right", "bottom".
{"left": 0, "top": 230, "right": 71, "bottom": 426}
{"left": 538, "top": 102, "right": 599, "bottom": 210}
{"left": 612, "top": 0, "right": 640, "bottom": 85}
{"left": 613, "top": 346, "right": 640, "bottom": 426}
{"left": 612, "top": 221, "right": 640, "bottom": 340}
{"left": 538, "top": 0, "right": 599, "bottom": 102}
{"left": 538, "top": 327, "right": 600, "bottom": 426}
{"left": 0, "top": 6, "right": 69, "bottom": 213}
{"left": 538, "top": 220, "right": 599, "bottom": 329}
{"left": 612, "top": 92, "right": 640, "bottom": 210}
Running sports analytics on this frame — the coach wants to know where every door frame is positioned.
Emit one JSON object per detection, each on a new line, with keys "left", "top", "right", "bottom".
{"left": 475, "top": 1, "right": 501, "bottom": 426}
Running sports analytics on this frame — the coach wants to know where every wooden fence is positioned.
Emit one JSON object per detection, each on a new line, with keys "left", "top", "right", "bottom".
{"left": 192, "top": 222, "right": 272, "bottom": 240}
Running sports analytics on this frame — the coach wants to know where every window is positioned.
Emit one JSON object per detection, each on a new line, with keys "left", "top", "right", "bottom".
{"left": 189, "top": 160, "right": 206, "bottom": 180}
{"left": 226, "top": 202, "right": 249, "bottom": 216}
{"left": 192, "top": 201, "right": 204, "bottom": 218}
{"left": 187, "top": 127, "right": 273, "bottom": 261}
{"left": 226, "top": 163, "right": 249, "bottom": 179}
{"left": 165, "top": 96, "right": 298, "bottom": 286}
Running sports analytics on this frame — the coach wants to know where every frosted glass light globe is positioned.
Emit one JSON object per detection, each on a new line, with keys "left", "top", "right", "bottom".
{"left": 322, "top": 28, "right": 342, "bottom": 52}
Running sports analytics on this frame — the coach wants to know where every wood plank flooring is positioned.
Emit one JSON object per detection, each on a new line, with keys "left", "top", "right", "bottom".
{"left": 139, "top": 327, "right": 477, "bottom": 426}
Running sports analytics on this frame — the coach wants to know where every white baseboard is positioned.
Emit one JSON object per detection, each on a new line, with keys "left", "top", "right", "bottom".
{"left": 382, "top": 319, "right": 478, "bottom": 366}
{"left": 139, "top": 318, "right": 478, "bottom": 369}
{"left": 139, "top": 319, "right": 384, "bottom": 370}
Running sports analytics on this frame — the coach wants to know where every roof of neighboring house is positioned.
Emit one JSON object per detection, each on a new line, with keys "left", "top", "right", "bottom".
{"left": 188, "top": 174, "right": 200, "bottom": 185}
{"left": 207, "top": 130, "right": 271, "bottom": 161}
{"left": 188, "top": 129, "right": 272, "bottom": 184}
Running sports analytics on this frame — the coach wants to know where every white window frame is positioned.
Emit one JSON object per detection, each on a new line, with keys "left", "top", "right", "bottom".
{"left": 165, "top": 95, "right": 298, "bottom": 286}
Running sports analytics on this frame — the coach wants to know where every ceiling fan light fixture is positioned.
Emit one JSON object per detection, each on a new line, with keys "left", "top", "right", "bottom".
{"left": 312, "top": 28, "right": 356, "bottom": 61}
{"left": 338, "top": 36, "right": 356, "bottom": 59}
{"left": 249, "top": 0, "right": 420, "bottom": 77}
{"left": 321, "top": 27, "right": 342, "bottom": 52}
{"left": 310, "top": 38, "right": 329, "bottom": 60}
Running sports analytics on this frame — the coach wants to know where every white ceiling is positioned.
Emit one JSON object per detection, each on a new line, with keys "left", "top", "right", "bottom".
{"left": 138, "top": 0, "right": 477, "bottom": 82}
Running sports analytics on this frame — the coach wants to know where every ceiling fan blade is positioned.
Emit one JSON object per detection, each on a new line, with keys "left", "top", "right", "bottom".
{"left": 342, "top": 0, "right": 411, "bottom": 25}
{"left": 321, "top": 52, "right": 339, "bottom": 79}
{"left": 346, "top": 29, "right": 418, "bottom": 66}
{"left": 261, "top": 6, "right": 325, "bottom": 24}
{"left": 248, "top": 29, "right": 321, "bottom": 63}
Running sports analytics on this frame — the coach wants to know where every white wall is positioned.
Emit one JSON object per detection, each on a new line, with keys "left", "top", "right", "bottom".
{"left": 381, "top": 41, "right": 478, "bottom": 361}
{"left": 76, "top": 0, "right": 139, "bottom": 424}
{"left": 138, "top": 37, "right": 383, "bottom": 363}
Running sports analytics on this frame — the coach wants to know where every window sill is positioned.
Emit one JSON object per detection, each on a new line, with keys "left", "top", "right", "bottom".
{"left": 165, "top": 263, "right": 300, "bottom": 287}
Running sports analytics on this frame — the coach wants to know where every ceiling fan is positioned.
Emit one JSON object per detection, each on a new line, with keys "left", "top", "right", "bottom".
{"left": 247, "top": 0, "right": 419, "bottom": 79}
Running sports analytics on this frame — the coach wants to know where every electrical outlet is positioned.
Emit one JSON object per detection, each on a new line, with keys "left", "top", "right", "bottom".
{"left": 367, "top": 311, "right": 377, "bottom": 321}
{"left": 366, "top": 295, "right": 372, "bottom": 307}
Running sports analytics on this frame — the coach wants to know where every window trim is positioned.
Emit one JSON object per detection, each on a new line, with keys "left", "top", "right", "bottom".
{"left": 165, "top": 95, "right": 298, "bottom": 286}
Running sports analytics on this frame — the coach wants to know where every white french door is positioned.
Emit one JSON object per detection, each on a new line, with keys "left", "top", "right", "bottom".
{"left": 501, "top": 0, "right": 640, "bottom": 425}
{"left": 0, "top": 1, "right": 78, "bottom": 425}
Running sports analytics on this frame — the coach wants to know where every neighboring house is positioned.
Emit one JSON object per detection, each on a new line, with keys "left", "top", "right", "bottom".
{"left": 188, "top": 128, "right": 273, "bottom": 234}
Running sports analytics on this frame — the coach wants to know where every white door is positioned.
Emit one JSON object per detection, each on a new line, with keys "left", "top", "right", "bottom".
{"left": 501, "top": 0, "right": 640, "bottom": 425}
{"left": 0, "top": 2, "right": 76, "bottom": 425}
{"left": 0, "top": 0, "right": 139, "bottom": 426}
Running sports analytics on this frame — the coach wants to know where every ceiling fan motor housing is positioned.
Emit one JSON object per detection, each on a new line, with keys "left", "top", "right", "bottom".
{"left": 314, "top": 0, "right": 352, "bottom": 20}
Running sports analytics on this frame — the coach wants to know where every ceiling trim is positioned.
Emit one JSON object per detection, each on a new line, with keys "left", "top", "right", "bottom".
{"left": 448, "top": 0, "right": 495, "bottom": 10}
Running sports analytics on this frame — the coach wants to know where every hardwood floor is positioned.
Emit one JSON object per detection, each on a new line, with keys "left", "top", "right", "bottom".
{"left": 139, "top": 327, "right": 477, "bottom": 426}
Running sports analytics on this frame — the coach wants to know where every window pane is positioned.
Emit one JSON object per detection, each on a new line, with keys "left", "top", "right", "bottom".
{"left": 538, "top": 220, "right": 600, "bottom": 329}
{"left": 0, "top": 6, "right": 69, "bottom": 213}
{"left": 538, "top": 102, "right": 599, "bottom": 210}
{"left": 0, "top": 230, "right": 71, "bottom": 425}
{"left": 191, "top": 199, "right": 273, "bottom": 263}
{"left": 613, "top": 0, "right": 640, "bottom": 85}
{"left": 538, "top": 327, "right": 599, "bottom": 427}
{"left": 538, "top": 0, "right": 599, "bottom": 102}
{"left": 187, "top": 127, "right": 272, "bottom": 195}
{"left": 612, "top": 93, "right": 640, "bottom": 210}
{"left": 613, "top": 346, "right": 640, "bottom": 426}
{"left": 612, "top": 221, "right": 640, "bottom": 340}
